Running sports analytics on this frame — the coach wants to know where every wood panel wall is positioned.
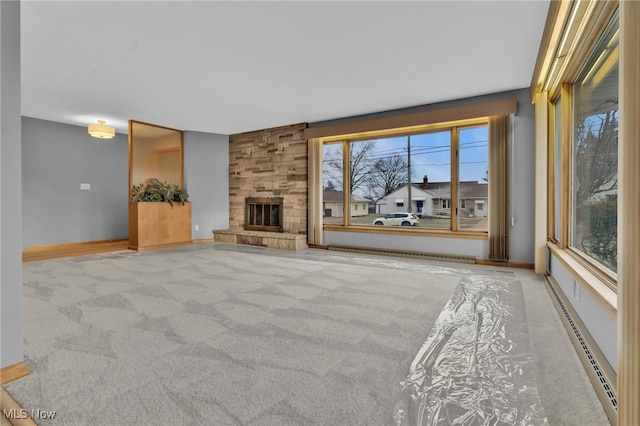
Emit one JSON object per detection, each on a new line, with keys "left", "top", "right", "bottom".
{"left": 617, "top": 3, "right": 640, "bottom": 424}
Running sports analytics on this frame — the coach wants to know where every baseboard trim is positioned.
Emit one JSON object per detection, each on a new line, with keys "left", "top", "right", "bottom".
{"left": 545, "top": 275, "right": 618, "bottom": 425}
{"left": 327, "top": 245, "right": 476, "bottom": 264}
{"left": 476, "top": 259, "right": 535, "bottom": 269}
{"left": 193, "top": 238, "right": 215, "bottom": 243}
{"left": 1, "top": 362, "right": 29, "bottom": 385}
{"left": 308, "top": 244, "right": 329, "bottom": 250}
{"left": 23, "top": 239, "right": 129, "bottom": 262}
{"left": 128, "top": 240, "right": 193, "bottom": 251}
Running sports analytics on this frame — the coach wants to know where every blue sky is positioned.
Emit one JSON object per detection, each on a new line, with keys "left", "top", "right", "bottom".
{"left": 323, "top": 125, "right": 488, "bottom": 194}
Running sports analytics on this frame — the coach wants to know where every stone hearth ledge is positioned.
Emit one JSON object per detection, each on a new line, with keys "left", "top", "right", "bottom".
{"left": 212, "top": 229, "right": 308, "bottom": 251}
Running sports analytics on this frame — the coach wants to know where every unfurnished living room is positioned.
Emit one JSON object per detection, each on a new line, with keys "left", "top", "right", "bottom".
{"left": 1, "top": 1, "right": 639, "bottom": 425}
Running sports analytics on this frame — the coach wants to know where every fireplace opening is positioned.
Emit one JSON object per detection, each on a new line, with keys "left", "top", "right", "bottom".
{"left": 245, "top": 197, "right": 284, "bottom": 232}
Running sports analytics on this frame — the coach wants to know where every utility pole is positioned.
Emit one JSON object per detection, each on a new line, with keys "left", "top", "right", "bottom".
{"left": 407, "top": 135, "right": 412, "bottom": 212}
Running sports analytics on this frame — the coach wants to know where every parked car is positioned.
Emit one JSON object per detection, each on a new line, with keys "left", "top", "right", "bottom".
{"left": 372, "top": 212, "right": 419, "bottom": 226}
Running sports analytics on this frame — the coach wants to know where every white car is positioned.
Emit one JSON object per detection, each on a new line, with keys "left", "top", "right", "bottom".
{"left": 372, "top": 212, "right": 419, "bottom": 226}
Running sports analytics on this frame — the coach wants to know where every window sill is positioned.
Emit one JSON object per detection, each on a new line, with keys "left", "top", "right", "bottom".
{"left": 323, "top": 224, "right": 488, "bottom": 240}
{"left": 547, "top": 242, "right": 617, "bottom": 319}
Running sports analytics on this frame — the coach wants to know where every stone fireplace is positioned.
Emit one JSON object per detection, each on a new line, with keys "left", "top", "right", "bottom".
{"left": 245, "top": 197, "right": 284, "bottom": 232}
{"left": 213, "top": 123, "right": 309, "bottom": 250}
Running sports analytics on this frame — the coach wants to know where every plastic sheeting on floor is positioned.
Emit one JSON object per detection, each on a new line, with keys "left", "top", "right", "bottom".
{"left": 393, "top": 277, "right": 548, "bottom": 426}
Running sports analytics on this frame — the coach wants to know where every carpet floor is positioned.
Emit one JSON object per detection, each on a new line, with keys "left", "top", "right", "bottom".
{"left": 5, "top": 243, "right": 609, "bottom": 425}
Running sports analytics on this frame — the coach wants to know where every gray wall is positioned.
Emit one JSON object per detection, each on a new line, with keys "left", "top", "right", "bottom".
{"left": 22, "top": 117, "right": 129, "bottom": 247}
{"left": 183, "top": 130, "right": 229, "bottom": 239}
{"left": 509, "top": 93, "right": 536, "bottom": 263}
{"left": 23, "top": 120, "right": 232, "bottom": 246}
{"left": 549, "top": 254, "right": 617, "bottom": 372}
{"left": 324, "top": 230, "right": 487, "bottom": 259}
{"left": 1, "top": 0, "right": 24, "bottom": 369}
{"left": 315, "top": 89, "right": 536, "bottom": 263}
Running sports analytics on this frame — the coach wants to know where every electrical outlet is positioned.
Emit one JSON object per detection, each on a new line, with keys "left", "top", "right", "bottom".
{"left": 80, "top": 183, "right": 91, "bottom": 190}
{"left": 194, "top": 225, "right": 199, "bottom": 231}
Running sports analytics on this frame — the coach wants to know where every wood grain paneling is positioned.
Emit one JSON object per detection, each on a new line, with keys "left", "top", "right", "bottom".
{"left": 618, "top": 3, "right": 640, "bottom": 425}
{"left": 22, "top": 239, "right": 129, "bottom": 262}
{"left": 128, "top": 202, "right": 192, "bottom": 250}
{"left": 548, "top": 243, "right": 617, "bottom": 320}
{"left": 559, "top": 84, "right": 572, "bottom": 249}
{"left": 534, "top": 92, "right": 549, "bottom": 274}
{"left": 1, "top": 387, "right": 37, "bottom": 426}
{"left": 307, "top": 138, "right": 323, "bottom": 245}
{"left": 304, "top": 99, "right": 516, "bottom": 140}
{"left": 0, "top": 362, "right": 29, "bottom": 385}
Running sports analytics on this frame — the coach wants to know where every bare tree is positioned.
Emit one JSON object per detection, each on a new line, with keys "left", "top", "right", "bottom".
{"left": 324, "top": 180, "right": 337, "bottom": 191}
{"left": 322, "top": 145, "right": 345, "bottom": 190}
{"left": 371, "top": 154, "right": 408, "bottom": 196}
{"left": 349, "top": 142, "right": 376, "bottom": 194}
{"left": 575, "top": 108, "right": 618, "bottom": 204}
{"left": 574, "top": 106, "right": 618, "bottom": 271}
{"left": 324, "top": 143, "right": 411, "bottom": 215}
{"left": 360, "top": 156, "right": 407, "bottom": 210}
{"left": 323, "top": 141, "right": 376, "bottom": 194}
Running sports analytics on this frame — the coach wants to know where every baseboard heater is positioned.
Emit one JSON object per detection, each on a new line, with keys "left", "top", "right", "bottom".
{"left": 327, "top": 245, "right": 476, "bottom": 264}
{"left": 545, "top": 275, "right": 618, "bottom": 426}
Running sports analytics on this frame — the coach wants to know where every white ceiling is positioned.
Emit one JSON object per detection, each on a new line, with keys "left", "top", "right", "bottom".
{"left": 20, "top": 1, "right": 549, "bottom": 136}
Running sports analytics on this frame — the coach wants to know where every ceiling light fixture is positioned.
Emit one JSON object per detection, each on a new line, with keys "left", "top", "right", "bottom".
{"left": 88, "top": 120, "right": 115, "bottom": 139}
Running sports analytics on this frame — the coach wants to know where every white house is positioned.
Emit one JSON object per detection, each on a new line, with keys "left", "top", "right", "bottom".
{"left": 323, "top": 190, "right": 370, "bottom": 218}
{"left": 379, "top": 177, "right": 488, "bottom": 218}
{"left": 378, "top": 185, "right": 433, "bottom": 216}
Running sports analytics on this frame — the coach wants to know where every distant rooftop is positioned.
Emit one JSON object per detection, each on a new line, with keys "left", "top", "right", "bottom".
{"left": 421, "top": 180, "right": 488, "bottom": 199}
{"left": 323, "top": 190, "right": 371, "bottom": 203}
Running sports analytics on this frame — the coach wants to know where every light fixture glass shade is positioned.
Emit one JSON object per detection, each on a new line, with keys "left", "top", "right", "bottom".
{"left": 88, "top": 120, "right": 115, "bottom": 139}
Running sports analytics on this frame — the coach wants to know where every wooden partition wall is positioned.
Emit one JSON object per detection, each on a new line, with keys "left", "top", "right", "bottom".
{"left": 128, "top": 120, "right": 191, "bottom": 250}
{"left": 129, "top": 120, "right": 184, "bottom": 190}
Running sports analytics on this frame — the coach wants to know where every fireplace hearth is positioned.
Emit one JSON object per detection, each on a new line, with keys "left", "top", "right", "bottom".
{"left": 245, "top": 197, "right": 284, "bottom": 233}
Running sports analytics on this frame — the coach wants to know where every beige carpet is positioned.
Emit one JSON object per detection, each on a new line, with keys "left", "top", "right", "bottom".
{"left": 6, "top": 243, "right": 609, "bottom": 425}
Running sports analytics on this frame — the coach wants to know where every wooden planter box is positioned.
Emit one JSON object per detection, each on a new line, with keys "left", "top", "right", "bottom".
{"left": 129, "top": 202, "right": 192, "bottom": 250}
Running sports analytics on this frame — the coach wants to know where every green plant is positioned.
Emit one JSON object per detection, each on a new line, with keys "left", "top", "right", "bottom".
{"left": 131, "top": 178, "right": 189, "bottom": 206}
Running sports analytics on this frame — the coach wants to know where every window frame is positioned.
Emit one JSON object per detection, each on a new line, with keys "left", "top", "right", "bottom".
{"left": 541, "top": 3, "right": 619, "bottom": 291}
{"left": 569, "top": 42, "right": 619, "bottom": 277}
{"left": 308, "top": 98, "right": 516, "bottom": 248}
{"left": 320, "top": 118, "right": 490, "bottom": 239}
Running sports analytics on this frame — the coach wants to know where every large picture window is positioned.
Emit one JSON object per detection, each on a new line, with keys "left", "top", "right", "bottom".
{"left": 322, "top": 142, "right": 344, "bottom": 225}
{"left": 307, "top": 98, "right": 515, "bottom": 252}
{"left": 321, "top": 122, "right": 489, "bottom": 234}
{"left": 571, "top": 11, "right": 619, "bottom": 274}
{"left": 459, "top": 126, "right": 489, "bottom": 231}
